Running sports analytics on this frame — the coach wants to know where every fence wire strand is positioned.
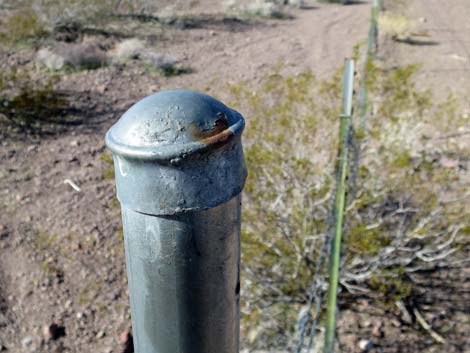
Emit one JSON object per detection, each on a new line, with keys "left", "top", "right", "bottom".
{"left": 295, "top": 182, "right": 336, "bottom": 353}
{"left": 294, "top": 1, "right": 381, "bottom": 352}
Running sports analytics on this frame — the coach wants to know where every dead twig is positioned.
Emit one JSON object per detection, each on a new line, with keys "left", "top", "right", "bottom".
{"left": 413, "top": 308, "right": 446, "bottom": 344}
{"left": 63, "top": 179, "right": 81, "bottom": 192}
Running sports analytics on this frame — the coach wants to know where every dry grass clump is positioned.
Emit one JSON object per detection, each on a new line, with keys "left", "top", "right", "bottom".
{"left": 111, "top": 38, "right": 146, "bottom": 61}
{"left": 36, "top": 42, "right": 108, "bottom": 71}
{"left": 109, "top": 38, "right": 187, "bottom": 76}
{"left": 226, "top": 63, "right": 468, "bottom": 350}
{"left": 378, "top": 13, "right": 413, "bottom": 40}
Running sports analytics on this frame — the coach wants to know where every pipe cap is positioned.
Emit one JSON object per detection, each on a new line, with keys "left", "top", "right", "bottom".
{"left": 105, "top": 90, "right": 247, "bottom": 215}
{"left": 106, "top": 90, "right": 245, "bottom": 162}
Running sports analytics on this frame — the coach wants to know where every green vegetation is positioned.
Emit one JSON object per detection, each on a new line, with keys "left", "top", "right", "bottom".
{"left": 100, "top": 152, "right": 115, "bottom": 180}
{"left": 0, "top": 7, "right": 47, "bottom": 45}
{"left": 226, "top": 62, "right": 469, "bottom": 350}
{"left": 369, "top": 267, "right": 413, "bottom": 304}
{"left": 228, "top": 68, "right": 340, "bottom": 347}
{"left": 40, "top": 261, "right": 64, "bottom": 279}
{"left": 144, "top": 63, "right": 193, "bottom": 77}
{"left": 78, "top": 280, "right": 103, "bottom": 305}
{"left": 378, "top": 12, "right": 413, "bottom": 41}
{"left": 36, "top": 230, "right": 58, "bottom": 250}
{"left": 0, "top": 66, "right": 69, "bottom": 136}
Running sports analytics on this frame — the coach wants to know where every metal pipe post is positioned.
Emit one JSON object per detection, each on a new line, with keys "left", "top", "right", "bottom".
{"left": 106, "top": 90, "right": 247, "bottom": 353}
{"left": 324, "top": 59, "right": 355, "bottom": 353}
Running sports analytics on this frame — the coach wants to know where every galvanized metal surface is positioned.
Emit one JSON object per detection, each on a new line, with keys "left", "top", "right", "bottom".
{"left": 122, "top": 196, "right": 241, "bottom": 353}
{"left": 341, "top": 59, "right": 355, "bottom": 117}
{"left": 106, "top": 89, "right": 246, "bottom": 353}
{"left": 106, "top": 89, "right": 247, "bottom": 216}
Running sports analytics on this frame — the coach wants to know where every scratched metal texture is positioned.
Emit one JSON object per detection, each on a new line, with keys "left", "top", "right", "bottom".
{"left": 106, "top": 90, "right": 246, "bottom": 353}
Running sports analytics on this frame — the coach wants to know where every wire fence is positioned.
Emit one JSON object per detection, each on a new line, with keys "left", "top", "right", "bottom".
{"left": 295, "top": 1, "right": 382, "bottom": 352}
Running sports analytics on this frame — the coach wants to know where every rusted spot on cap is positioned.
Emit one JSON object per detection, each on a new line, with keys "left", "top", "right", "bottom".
{"left": 189, "top": 112, "right": 233, "bottom": 146}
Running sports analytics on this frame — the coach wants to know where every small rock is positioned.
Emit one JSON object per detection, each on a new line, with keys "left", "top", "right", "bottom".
{"left": 71, "top": 241, "right": 81, "bottom": 251}
{"left": 358, "top": 339, "right": 373, "bottom": 351}
{"left": 96, "top": 330, "right": 105, "bottom": 339}
{"left": 440, "top": 157, "right": 459, "bottom": 168}
{"left": 97, "top": 84, "right": 108, "bottom": 94}
{"left": 372, "top": 326, "right": 382, "bottom": 338}
{"left": 372, "top": 322, "right": 383, "bottom": 337}
{"left": 76, "top": 312, "right": 84, "bottom": 320}
{"left": 0, "top": 224, "right": 7, "bottom": 238}
{"left": 119, "top": 330, "right": 134, "bottom": 353}
{"left": 21, "top": 336, "right": 33, "bottom": 347}
{"left": 42, "top": 323, "right": 66, "bottom": 341}
{"left": 36, "top": 48, "right": 66, "bottom": 70}
{"left": 119, "top": 330, "right": 132, "bottom": 345}
{"left": 391, "top": 318, "right": 401, "bottom": 327}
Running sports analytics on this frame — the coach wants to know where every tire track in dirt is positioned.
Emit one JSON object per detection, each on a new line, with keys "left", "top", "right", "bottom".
{"left": 172, "top": 2, "right": 371, "bottom": 87}
{"left": 320, "top": 10, "right": 356, "bottom": 60}
{"left": 295, "top": 3, "right": 370, "bottom": 76}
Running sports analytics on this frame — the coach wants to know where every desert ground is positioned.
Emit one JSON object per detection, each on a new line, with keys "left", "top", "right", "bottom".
{"left": 0, "top": 0, "right": 468, "bottom": 352}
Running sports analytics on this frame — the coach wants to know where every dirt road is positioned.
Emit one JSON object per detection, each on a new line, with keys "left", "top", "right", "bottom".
{"left": 383, "top": 0, "right": 470, "bottom": 105}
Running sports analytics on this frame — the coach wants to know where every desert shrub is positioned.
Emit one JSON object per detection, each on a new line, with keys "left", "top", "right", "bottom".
{"left": 0, "top": 66, "right": 68, "bottom": 136}
{"left": 32, "top": 0, "right": 115, "bottom": 27}
{"left": 227, "top": 68, "right": 342, "bottom": 348}
{"left": 0, "top": 7, "right": 47, "bottom": 44}
{"left": 110, "top": 38, "right": 190, "bottom": 76}
{"left": 36, "top": 42, "right": 108, "bottom": 71}
{"left": 31, "top": 0, "right": 161, "bottom": 28}
{"left": 111, "top": 38, "right": 146, "bottom": 61}
{"left": 224, "top": 0, "right": 289, "bottom": 19}
{"left": 226, "top": 63, "right": 468, "bottom": 350}
{"left": 378, "top": 13, "right": 413, "bottom": 40}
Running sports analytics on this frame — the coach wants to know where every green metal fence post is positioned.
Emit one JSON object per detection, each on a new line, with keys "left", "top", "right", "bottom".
{"left": 324, "top": 59, "right": 355, "bottom": 353}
